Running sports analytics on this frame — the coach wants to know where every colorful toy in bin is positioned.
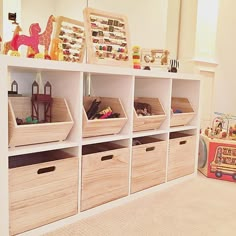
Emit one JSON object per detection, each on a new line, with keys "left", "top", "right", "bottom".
{"left": 132, "top": 45, "right": 141, "bottom": 69}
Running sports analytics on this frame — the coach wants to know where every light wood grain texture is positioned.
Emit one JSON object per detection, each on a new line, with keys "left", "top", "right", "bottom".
{"left": 54, "top": 16, "right": 86, "bottom": 63}
{"left": 170, "top": 97, "right": 195, "bottom": 127}
{"left": 9, "top": 151, "right": 79, "bottom": 235}
{"left": 83, "top": 7, "right": 132, "bottom": 67}
{"left": 81, "top": 143, "right": 129, "bottom": 211}
{"left": 83, "top": 96, "right": 128, "bottom": 138}
{"left": 167, "top": 133, "right": 196, "bottom": 181}
{"left": 8, "top": 97, "right": 74, "bottom": 147}
{"left": 133, "top": 97, "right": 166, "bottom": 132}
{"left": 131, "top": 137, "right": 167, "bottom": 193}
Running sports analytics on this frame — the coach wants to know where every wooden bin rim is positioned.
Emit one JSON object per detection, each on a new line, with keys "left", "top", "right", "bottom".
{"left": 133, "top": 136, "right": 165, "bottom": 145}
{"left": 9, "top": 150, "right": 75, "bottom": 169}
{"left": 82, "top": 142, "right": 127, "bottom": 155}
{"left": 169, "top": 132, "right": 195, "bottom": 139}
{"left": 171, "top": 97, "right": 194, "bottom": 113}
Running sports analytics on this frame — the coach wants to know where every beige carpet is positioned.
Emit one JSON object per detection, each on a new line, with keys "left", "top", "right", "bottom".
{"left": 45, "top": 173, "right": 236, "bottom": 236}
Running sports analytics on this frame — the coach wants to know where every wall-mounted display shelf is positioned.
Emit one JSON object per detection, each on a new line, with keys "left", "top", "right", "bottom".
{"left": 0, "top": 55, "right": 201, "bottom": 236}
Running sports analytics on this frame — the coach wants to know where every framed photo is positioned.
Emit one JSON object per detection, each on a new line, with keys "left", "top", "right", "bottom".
{"left": 83, "top": 7, "right": 132, "bottom": 67}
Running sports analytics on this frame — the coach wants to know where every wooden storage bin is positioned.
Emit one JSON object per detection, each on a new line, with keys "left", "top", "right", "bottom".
{"left": 131, "top": 136, "right": 167, "bottom": 193}
{"left": 83, "top": 96, "right": 128, "bottom": 137}
{"left": 9, "top": 150, "right": 79, "bottom": 235}
{"left": 170, "top": 97, "right": 195, "bottom": 127}
{"left": 167, "top": 132, "right": 196, "bottom": 181}
{"left": 81, "top": 142, "right": 129, "bottom": 211}
{"left": 8, "top": 97, "right": 74, "bottom": 147}
{"left": 133, "top": 97, "right": 166, "bottom": 132}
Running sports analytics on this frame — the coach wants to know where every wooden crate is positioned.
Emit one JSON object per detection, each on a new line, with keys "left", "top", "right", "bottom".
{"left": 133, "top": 97, "right": 166, "bottom": 132}
{"left": 81, "top": 142, "right": 129, "bottom": 211}
{"left": 9, "top": 150, "right": 79, "bottom": 235}
{"left": 167, "top": 132, "right": 196, "bottom": 181}
{"left": 83, "top": 96, "right": 128, "bottom": 137}
{"left": 131, "top": 136, "right": 167, "bottom": 193}
{"left": 170, "top": 97, "right": 195, "bottom": 127}
{"left": 83, "top": 7, "right": 132, "bottom": 67}
{"left": 8, "top": 97, "right": 74, "bottom": 147}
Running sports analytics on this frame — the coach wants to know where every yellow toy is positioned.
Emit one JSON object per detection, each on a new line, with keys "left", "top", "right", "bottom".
{"left": 50, "top": 38, "right": 63, "bottom": 61}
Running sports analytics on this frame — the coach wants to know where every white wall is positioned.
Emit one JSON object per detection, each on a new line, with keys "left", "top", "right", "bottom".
{"left": 214, "top": 0, "right": 236, "bottom": 115}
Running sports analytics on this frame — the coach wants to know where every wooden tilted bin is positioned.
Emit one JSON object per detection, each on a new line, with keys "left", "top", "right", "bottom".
{"left": 131, "top": 136, "right": 167, "bottom": 193}
{"left": 9, "top": 150, "right": 79, "bottom": 235}
{"left": 133, "top": 97, "right": 166, "bottom": 132}
{"left": 83, "top": 96, "right": 128, "bottom": 137}
{"left": 167, "top": 132, "right": 196, "bottom": 181}
{"left": 81, "top": 142, "right": 129, "bottom": 211}
{"left": 8, "top": 96, "right": 74, "bottom": 147}
{"left": 170, "top": 97, "right": 195, "bottom": 127}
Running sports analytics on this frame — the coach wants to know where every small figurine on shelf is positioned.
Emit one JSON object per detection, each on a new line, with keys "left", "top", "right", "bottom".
{"left": 0, "top": 35, "right": 2, "bottom": 53}
{"left": 168, "top": 59, "right": 179, "bottom": 73}
{"left": 161, "top": 49, "right": 169, "bottom": 65}
{"left": 132, "top": 45, "right": 141, "bottom": 69}
{"left": 50, "top": 38, "right": 64, "bottom": 61}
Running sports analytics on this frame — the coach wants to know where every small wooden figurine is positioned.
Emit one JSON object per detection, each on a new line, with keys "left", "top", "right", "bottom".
{"left": 3, "top": 25, "right": 22, "bottom": 55}
{"left": 50, "top": 38, "right": 63, "bottom": 61}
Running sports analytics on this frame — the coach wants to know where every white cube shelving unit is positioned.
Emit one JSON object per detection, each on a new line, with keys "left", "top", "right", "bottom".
{"left": 0, "top": 55, "right": 201, "bottom": 236}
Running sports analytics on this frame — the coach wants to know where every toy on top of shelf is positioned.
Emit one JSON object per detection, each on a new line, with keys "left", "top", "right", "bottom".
{"left": 3, "top": 24, "right": 22, "bottom": 55}
{"left": 83, "top": 7, "right": 132, "bottom": 67}
{"left": 38, "top": 15, "right": 55, "bottom": 57}
{"left": 11, "top": 23, "right": 41, "bottom": 57}
{"left": 50, "top": 38, "right": 64, "bottom": 61}
{"left": 161, "top": 49, "right": 169, "bottom": 65}
{"left": 168, "top": 59, "right": 179, "bottom": 73}
{"left": 132, "top": 45, "right": 141, "bottom": 69}
{"left": 54, "top": 16, "right": 86, "bottom": 63}
{"left": 0, "top": 35, "right": 2, "bottom": 52}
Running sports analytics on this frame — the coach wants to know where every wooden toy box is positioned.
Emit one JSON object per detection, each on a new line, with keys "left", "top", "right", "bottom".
{"left": 131, "top": 136, "right": 167, "bottom": 193}
{"left": 170, "top": 97, "right": 195, "bottom": 127}
{"left": 9, "top": 150, "right": 78, "bottom": 235}
{"left": 167, "top": 132, "right": 196, "bottom": 181}
{"left": 81, "top": 142, "right": 129, "bottom": 211}
{"left": 8, "top": 97, "right": 74, "bottom": 147}
{"left": 133, "top": 97, "right": 166, "bottom": 132}
{"left": 83, "top": 96, "right": 128, "bottom": 137}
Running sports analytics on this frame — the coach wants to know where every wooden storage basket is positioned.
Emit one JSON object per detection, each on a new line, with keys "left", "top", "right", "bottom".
{"left": 81, "top": 142, "right": 129, "bottom": 211}
{"left": 9, "top": 150, "right": 78, "bottom": 235}
{"left": 167, "top": 132, "right": 196, "bottom": 181}
{"left": 131, "top": 136, "right": 167, "bottom": 193}
{"left": 8, "top": 96, "right": 74, "bottom": 147}
{"left": 133, "top": 97, "right": 166, "bottom": 131}
{"left": 83, "top": 96, "right": 128, "bottom": 137}
{"left": 170, "top": 97, "right": 195, "bottom": 127}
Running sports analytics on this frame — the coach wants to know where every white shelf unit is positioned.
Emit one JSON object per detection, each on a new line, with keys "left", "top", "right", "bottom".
{"left": 0, "top": 55, "right": 201, "bottom": 236}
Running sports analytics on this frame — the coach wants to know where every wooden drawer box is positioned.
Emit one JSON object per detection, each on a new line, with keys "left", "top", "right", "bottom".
{"left": 133, "top": 97, "right": 166, "bottom": 132}
{"left": 81, "top": 142, "right": 129, "bottom": 211}
{"left": 8, "top": 97, "right": 74, "bottom": 147}
{"left": 83, "top": 96, "right": 128, "bottom": 137}
{"left": 131, "top": 137, "right": 167, "bottom": 193}
{"left": 170, "top": 97, "right": 195, "bottom": 127}
{"left": 9, "top": 150, "right": 79, "bottom": 235}
{"left": 167, "top": 132, "right": 196, "bottom": 181}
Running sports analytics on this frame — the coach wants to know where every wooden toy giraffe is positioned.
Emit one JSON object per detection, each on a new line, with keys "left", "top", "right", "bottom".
{"left": 3, "top": 25, "right": 22, "bottom": 55}
{"left": 39, "top": 15, "right": 55, "bottom": 55}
